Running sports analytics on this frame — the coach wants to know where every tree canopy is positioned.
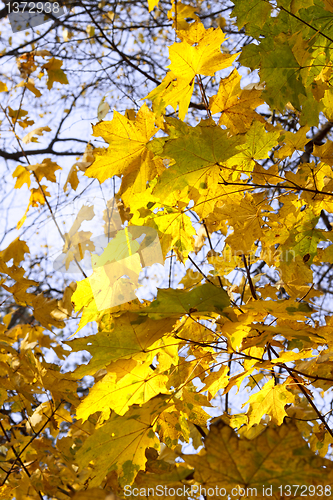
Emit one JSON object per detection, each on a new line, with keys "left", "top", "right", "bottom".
{"left": 1, "top": 0, "right": 333, "bottom": 498}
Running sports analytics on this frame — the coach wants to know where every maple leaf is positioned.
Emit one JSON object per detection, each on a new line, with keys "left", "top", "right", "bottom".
{"left": 12, "top": 165, "right": 31, "bottom": 189}
{"left": 67, "top": 312, "right": 176, "bottom": 377}
{"left": 217, "top": 192, "right": 266, "bottom": 254}
{"left": 87, "top": 104, "right": 162, "bottom": 202}
{"left": 76, "top": 397, "right": 169, "bottom": 487}
{"left": 136, "top": 208, "right": 197, "bottom": 259}
{"left": 28, "top": 158, "right": 61, "bottom": 183}
{"left": 209, "top": 69, "right": 264, "bottom": 134}
{"left": 0, "top": 238, "right": 29, "bottom": 266}
{"left": 17, "top": 79, "right": 42, "bottom": 98}
{"left": 147, "top": 0, "right": 159, "bottom": 11}
{"left": 0, "top": 82, "right": 8, "bottom": 92}
{"left": 31, "top": 293, "right": 66, "bottom": 330}
{"left": 314, "top": 140, "right": 333, "bottom": 166}
{"left": 244, "top": 378, "right": 295, "bottom": 426}
{"left": 184, "top": 420, "right": 333, "bottom": 498}
{"left": 168, "top": 22, "right": 232, "bottom": 76}
{"left": 279, "top": 208, "right": 325, "bottom": 265}
{"left": 240, "top": 37, "right": 305, "bottom": 111}
{"left": 154, "top": 404, "right": 191, "bottom": 448}
{"left": 221, "top": 311, "right": 256, "bottom": 351}
{"left": 145, "top": 22, "right": 238, "bottom": 119}
{"left": 275, "top": 126, "right": 310, "bottom": 159}
{"left": 22, "top": 126, "right": 51, "bottom": 144}
{"left": 76, "top": 357, "right": 169, "bottom": 421}
{"left": 40, "top": 365, "right": 79, "bottom": 405}
{"left": 142, "top": 283, "right": 230, "bottom": 319}
{"left": 88, "top": 104, "right": 157, "bottom": 182}
{"left": 153, "top": 119, "right": 241, "bottom": 198}
{"left": 17, "top": 185, "right": 51, "bottom": 229}
{"left": 167, "top": 2, "right": 199, "bottom": 31}
{"left": 0, "top": 261, "right": 39, "bottom": 306}
{"left": 42, "top": 58, "right": 69, "bottom": 89}
{"left": 63, "top": 165, "right": 79, "bottom": 191}
{"left": 232, "top": 0, "right": 272, "bottom": 34}
{"left": 226, "top": 121, "right": 280, "bottom": 174}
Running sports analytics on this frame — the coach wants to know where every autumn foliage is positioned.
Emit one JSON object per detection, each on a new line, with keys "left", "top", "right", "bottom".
{"left": 2, "top": 0, "right": 333, "bottom": 498}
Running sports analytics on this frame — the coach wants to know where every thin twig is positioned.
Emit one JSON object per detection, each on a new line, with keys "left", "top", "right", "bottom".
{"left": 242, "top": 254, "right": 257, "bottom": 300}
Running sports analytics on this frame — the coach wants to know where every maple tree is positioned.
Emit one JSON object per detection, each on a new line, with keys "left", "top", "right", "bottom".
{"left": 2, "top": 0, "right": 333, "bottom": 498}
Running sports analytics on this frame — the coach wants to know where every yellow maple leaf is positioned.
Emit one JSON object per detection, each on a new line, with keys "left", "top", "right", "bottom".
{"left": 87, "top": 104, "right": 163, "bottom": 202}
{"left": 17, "top": 185, "right": 50, "bottom": 229}
{"left": 28, "top": 186, "right": 50, "bottom": 207}
{"left": 145, "top": 71, "right": 195, "bottom": 123}
{"left": 218, "top": 192, "right": 265, "bottom": 254}
{"left": 0, "top": 82, "right": 8, "bottom": 92}
{"left": 76, "top": 358, "right": 169, "bottom": 422}
{"left": 145, "top": 22, "right": 238, "bottom": 120}
{"left": 277, "top": 255, "right": 313, "bottom": 290}
{"left": 28, "top": 158, "right": 61, "bottom": 182}
{"left": 226, "top": 121, "right": 281, "bottom": 175}
{"left": 270, "top": 349, "right": 314, "bottom": 364}
{"left": 31, "top": 293, "right": 66, "bottom": 330}
{"left": 17, "top": 79, "right": 42, "bottom": 97}
{"left": 203, "top": 365, "right": 230, "bottom": 400}
{"left": 88, "top": 104, "right": 158, "bottom": 178}
{"left": 89, "top": 254, "right": 142, "bottom": 311}
{"left": 131, "top": 208, "right": 196, "bottom": 259}
{"left": 176, "top": 20, "right": 209, "bottom": 45}
{"left": 209, "top": 68, "right": 264, "bottom": 134}
{"left": 322, "top": 89, "right": 333, "bottom": 121}
{"left": 275, "top": 126, "right": 310, "bottom": 159}
{"left": 76, "top": 397, "right": 168, "bottom": 487}
{"left": 12, "top": 165, "right": 31, "bottom": 189}
{"left": 154, "top": 404, "right": 191, "bottom": 447}
{"left": 184, "top": 420, "right": 333, "bottom": 496}
{"left": 42, "top": 57, "right": 69, "bottom": 90}
{"left": 221, "top": 312, "right": 255, "bottom": 351}
{"left": 148, "top": 0, "right": 159, "bottom": 12}
{"left": 68, "top": 312, "right": 176, "bottom": 377}
{"left": 0, "top": 238, "right": 29, "bottom": 266}
{"left": 244, "top": 378, "right": 295, "bottom": 426}
{"left": 314, "top": 140, "right": 333, "bottom": 166}
{"left": 63, "top": 165, "right": 79, "bottom": 192}
{"left": 22, "top": 126, "right": 51, "bottom": 144}
{"left": 167, "top": 2, "right": 199, "bottom": 31}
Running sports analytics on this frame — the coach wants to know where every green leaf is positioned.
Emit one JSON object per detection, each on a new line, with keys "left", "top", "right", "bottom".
{"left": 143, "top": 283, "right": 230, "bottom": 319}
{"left": 232, "top": 0, "right": 272, "bottom": 34}
{"left": 240, "top": 37, "right": 305, "bottom": 111}
{"left": 67, "top": 312, "right": 176, "bottom": 377}
{"left": 153, "top": 120, "right": 241, "bottom": 196}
